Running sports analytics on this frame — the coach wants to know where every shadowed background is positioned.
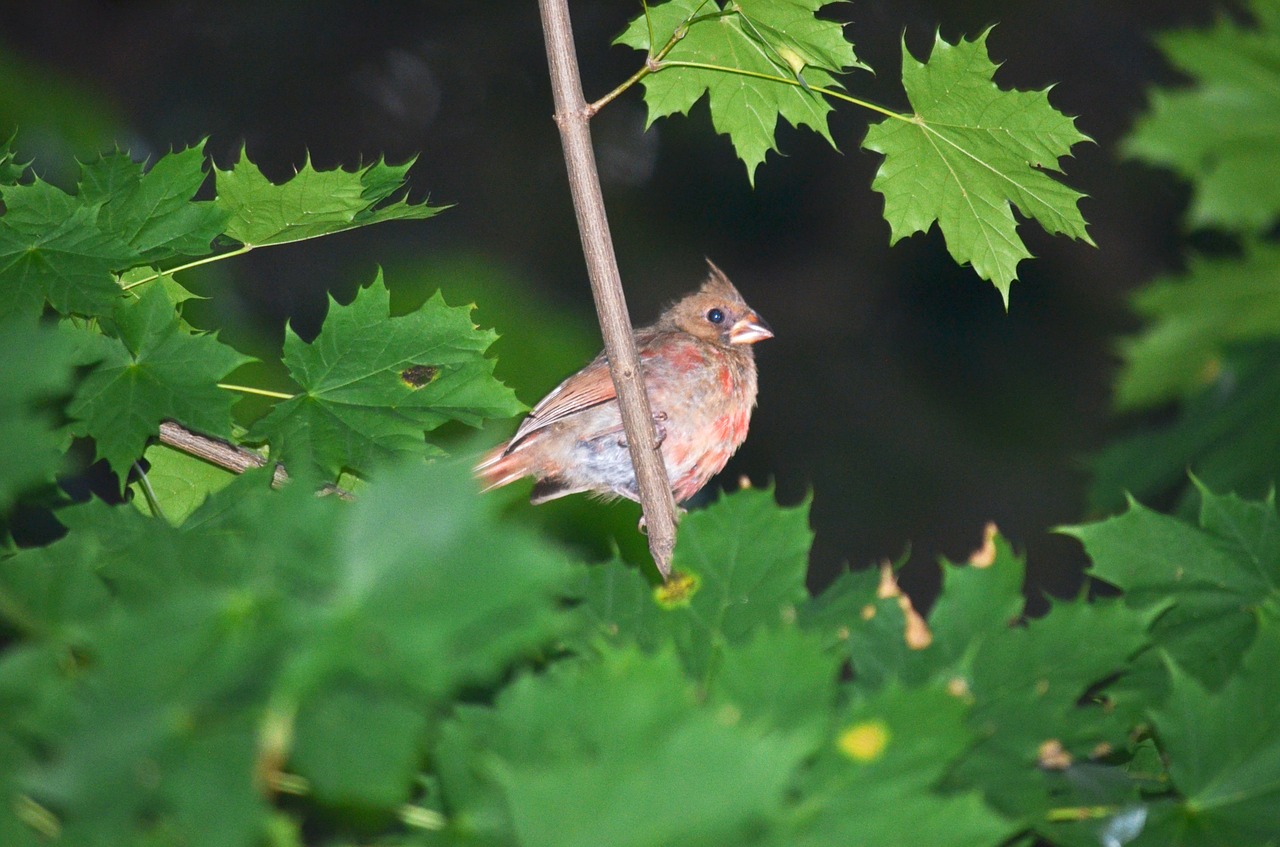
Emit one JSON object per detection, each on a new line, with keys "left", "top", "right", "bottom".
{"left": 0, "top": 0, "right": 1224, "bottom": 602}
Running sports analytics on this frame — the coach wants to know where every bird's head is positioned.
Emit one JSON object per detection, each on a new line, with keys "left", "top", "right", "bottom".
{"left": 662, "top": 260, "right": 773, "bottom": 348}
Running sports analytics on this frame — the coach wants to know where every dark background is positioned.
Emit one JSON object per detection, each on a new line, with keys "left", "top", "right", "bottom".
{"left": 0, "top": 0, "right": 1225, "bottom": 601}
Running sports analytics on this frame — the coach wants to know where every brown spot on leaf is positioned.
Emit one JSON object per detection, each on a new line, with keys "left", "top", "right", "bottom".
{"left": 400, "top": 364, "right": 439, "bottom": 388}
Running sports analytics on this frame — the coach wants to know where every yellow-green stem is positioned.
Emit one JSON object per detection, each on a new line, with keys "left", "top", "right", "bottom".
{"left": 121, "top": 244, "right": 254, "bottom": 291}
{"left": 217, "top": 383, "right": 296, "bottom": 401}
{"left": 1045, "top": 804, "right": 1121, "bottom": 823}
{"left": 658, "top": 59, "right": 910, "bottom": 122}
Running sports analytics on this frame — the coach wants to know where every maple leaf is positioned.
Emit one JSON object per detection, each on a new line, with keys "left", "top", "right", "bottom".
{"left": 246, "top": 271, "right": 523, "bottom": 479}
{"left": 616, "top": 0, "right": 865, "bottom": 183}
{"left": 214, "top": 150, "right": 444, "bottom": 248}
{"left": 0, "top": 179, "right": 138, "bottom": 319}
{"left": 77, "top": 143, "right": 227, "bottom": 262}
{"left": 1125, "top": 0, "right": 1280, "bottom": 232}
{"left": 67, "top": 286, "right": 252, "bottom": 482}
{"left": 861, "top": 30, "right": 1092, "bottom": 305}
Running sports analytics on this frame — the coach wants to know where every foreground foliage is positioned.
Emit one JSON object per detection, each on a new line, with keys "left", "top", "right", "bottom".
{"left": 2, "top": 461, "right": 1277, "bottom": 846}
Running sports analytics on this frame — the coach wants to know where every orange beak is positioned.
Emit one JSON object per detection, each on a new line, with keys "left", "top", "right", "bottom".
{"left": 729, "top": 312, "right": 773, "bottom": 345}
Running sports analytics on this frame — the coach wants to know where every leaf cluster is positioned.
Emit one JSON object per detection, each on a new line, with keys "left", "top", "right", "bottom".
{"left": 0, "top": 139, "right": 520, "bottom": 498}
{"left": 4, "top": 458, "right": 1279, "bottom": 845}
{"left": 614, "top": 0, "right": 1093, "bottom": 301}
{"left": 1096, "top": 0, "right": 1280, "bottom": 511}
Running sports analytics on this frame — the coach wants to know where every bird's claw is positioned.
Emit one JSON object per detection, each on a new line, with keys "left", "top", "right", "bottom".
{"left": 637, "top": 505, "right": 686, "bottom": 535}
{"left": 616, "top": 411, "right": 670, "bottom": 450}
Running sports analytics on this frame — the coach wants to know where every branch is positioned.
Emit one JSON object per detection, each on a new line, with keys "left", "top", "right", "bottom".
{"left": 537, "top": 0, "right": 680, "bottom": 578}
{"left": 156, "top": 421, "right": 352, "bottom": 500}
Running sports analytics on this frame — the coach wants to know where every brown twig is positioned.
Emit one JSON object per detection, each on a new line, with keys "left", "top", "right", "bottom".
{"left": 156, "top": 420, "right": 352, "bottom": 500}
{"left": 537, "top": 0, "right": 679, "bottom": 578}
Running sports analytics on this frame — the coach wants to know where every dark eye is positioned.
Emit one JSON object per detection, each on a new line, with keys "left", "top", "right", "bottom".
{"left": 706, "top": 308, "right": 725, "bottom": 324}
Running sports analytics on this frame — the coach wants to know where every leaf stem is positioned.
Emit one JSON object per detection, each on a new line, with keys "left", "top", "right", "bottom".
{"left": 1045, "top": 804, "right": 1122, "bottom": 822}
{"left": 398, "top": 804, "right": 447, "bottom": 831}
{"left": 132, "top": 460, "right": 168, "bottom": 522}
{"left": 217, "top": 383, "right": 296, "bottom": 401}
{"left": 120, "top": 244, "right": 254, "bottom": 291}
{"left": 584, "top": 0, "right": 720, "bottom": 115}
{"left": 657, "top": 59, "right": 910, "bottom": 122}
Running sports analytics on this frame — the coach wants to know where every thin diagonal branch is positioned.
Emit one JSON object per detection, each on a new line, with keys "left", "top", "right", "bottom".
{"left": 537, "top": 0, "right": 679, "bottom": 578}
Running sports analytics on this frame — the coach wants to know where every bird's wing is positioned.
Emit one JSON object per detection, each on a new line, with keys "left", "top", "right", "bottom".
{"left": 507, "top": 356, "right": 617, "bottom": 451}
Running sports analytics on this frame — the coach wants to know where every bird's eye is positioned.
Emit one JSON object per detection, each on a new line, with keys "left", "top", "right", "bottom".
{"left": 706, "top": 308, "right": 725, "bottom": 324}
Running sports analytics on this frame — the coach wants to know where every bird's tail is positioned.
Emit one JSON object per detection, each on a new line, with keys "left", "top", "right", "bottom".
{"left": 473, "top": 442, "right": 528, "bottom": 492}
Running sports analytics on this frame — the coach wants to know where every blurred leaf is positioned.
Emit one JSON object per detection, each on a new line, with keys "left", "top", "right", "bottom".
{"left": 245, "top": 271, "right": 523, "bottom": 479}
{"left": 77, "top": 144, "right": 227, "bottom": 262}
{"left": 290, "top": 683, "right": 427, "bottom": 812}
{"left": 616, "top": 0, "right": 863, "bottom": 183}
{"left": 67, "top": 285, "right": 251, "bottom": 482}
{"left": 783, "top": 682, "right": 1015, "bottom": 847}
{"left": 214, "top": 150, "right": 443, "bottom": 247}
{"left": 0, "top": 136, "right": 25, "bottom": 184}
{"left": 0, "top": 318, "right": 76, "bottom": 509}
{"left": 437, "top": 646, "right": 811, "bottom": 847}
{"left": 862, "top": 31, "right": 1092, "bottom": 305}
{"left": 1115, "top": 245, "right": 1280, "bottom": 410}
{"left": 1092, "top": 342, "right": 1280, "bottom": 514}
{"left": 1136, "top": 619, "right": 1280, "bottom": 846}
{"left": 1064, "top": 485, "right": 1279, "bottom": 692}
{"left": 708, "top": 624, "right": 841, "bottom": 743}
{"left": 575, "top": 486, "right": 812, "bottom": 678}
{"left": 1124, "top": 0, "right": 1280, "bottom": 232}
{"left": 8, "top": 460, "right": 574, "bottom": 845}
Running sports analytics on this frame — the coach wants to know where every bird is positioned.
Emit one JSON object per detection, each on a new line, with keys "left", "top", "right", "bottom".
{"left": 474, "top": 261, "right": 772, "bottom": 506}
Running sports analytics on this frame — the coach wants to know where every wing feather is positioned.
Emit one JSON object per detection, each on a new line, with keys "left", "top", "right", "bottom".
{"left": 506, "top": 356, "right": 617, "bottom": 451}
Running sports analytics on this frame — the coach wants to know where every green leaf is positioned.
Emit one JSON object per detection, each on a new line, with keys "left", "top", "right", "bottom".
{"left": 1091, "top": 342, "right": 1280, "bottom": 514}
{"left": 1137, "top": 620, "right": 1280, "bottom": 846}
{"left": 1115, "top": 245, "right": 1280, "bottom": 410}
{"left": 1063, "top": 487, "right": 1280, "bottom": 690}
{"left": 67, "top": 285, "right": 252, "bottom": 482}
{"left": 0, "top": 136, "right": 27, "bottom": 185}
{"left": 576, "top": 486, "right": 812, "bottom": 679}
{"left": 1125, "top": 1, "right": 1280, "bottom": 232}
{"left": 0, "top": 179, "right": 138, "bottom": 319}
{"left": 77, "top": 144, "right": 227, "bottom": 262}
{"left": 436, "top": 646, "right": 811, "bottom": 847}
{"left": 785, "top": 682, "right": 1014, "bottom": 847}
{"left": 289, "top": 683, "right": 427, "bottom": 812}
{"left": 0, "top": 318, "right": 77, "bottom": 509}
{"left": 954, "top": 597, "right": 1150, "bottom": 819}
{"left": 616, "top": 0, "right": 864, "bottom": 183}
{"left": 708, "top": 624, "right": 841, "bottom": 744}
{"left": 214, "top": 150, "right": 443, "bottom": 247}
{"left": 924, "top": 531, "right": 1027, "bottom": 673}
{"left": 129, "top": 442, "right": 239, "bottom": 525}
{"left": 246, "top": 270, "right": 522, "bottom": 479}
{"left": 861, "top": 30, "right": 1092, "bottom": 305}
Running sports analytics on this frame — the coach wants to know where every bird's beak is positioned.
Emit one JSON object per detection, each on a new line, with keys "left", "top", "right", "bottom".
{"left": 729, "top": 312, "right": 773, "bottom": 345}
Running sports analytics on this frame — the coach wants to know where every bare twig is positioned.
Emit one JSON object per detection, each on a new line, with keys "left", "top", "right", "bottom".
{"left": 156, "top": 421, "right": 352, "bottom": 500}
{"left": 537, "top": 0, "right": 679, "bottom": 578}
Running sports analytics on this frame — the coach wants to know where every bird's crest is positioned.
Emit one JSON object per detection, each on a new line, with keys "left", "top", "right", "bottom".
{"left": 701, "top": 258, "right": 743, "bottom": 302}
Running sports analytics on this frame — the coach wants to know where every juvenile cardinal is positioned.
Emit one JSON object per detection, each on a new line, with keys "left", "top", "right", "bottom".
{"left": 475, "top": 261, "right": 772, "bottom": 505}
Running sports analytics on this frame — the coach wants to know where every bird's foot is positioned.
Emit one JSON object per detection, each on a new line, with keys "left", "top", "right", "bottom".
{"left": 615, "top": 411, "right": 670, "bottom": 450}
{"left": 637, "top": 504, "right": 686, "bottom": 535}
